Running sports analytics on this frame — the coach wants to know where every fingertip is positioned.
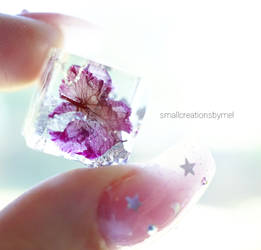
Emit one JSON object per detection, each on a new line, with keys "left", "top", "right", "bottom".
{"left": 0, "top": 13, "right": 63, "bottom": 90}
{"left": 0, "top": 12, "right": 101, "bottom": 91}
{"left": 97, "top": 145, "right": 215, "bottom": 247}
{"left": 0, "top": 144, "right": 215, "bottom": 249}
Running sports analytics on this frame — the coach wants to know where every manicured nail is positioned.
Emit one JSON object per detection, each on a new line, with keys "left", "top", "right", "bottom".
{"left": 97, "top": 143, "right": 215, "bottom": 247}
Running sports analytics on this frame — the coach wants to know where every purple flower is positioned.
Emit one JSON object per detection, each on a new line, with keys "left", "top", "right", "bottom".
{"left": 49, "top": 64, "right": 132, "bottom": 159}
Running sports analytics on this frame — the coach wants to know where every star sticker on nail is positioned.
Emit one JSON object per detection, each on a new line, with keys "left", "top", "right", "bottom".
{"left": 180, "top": 158, "right": 195, "bottom": 176}
{"left": 147, "top": 224, "right": 158, "bottom": 236}
{"left": 126, "top": 194, "right": 141, "bottom": 211}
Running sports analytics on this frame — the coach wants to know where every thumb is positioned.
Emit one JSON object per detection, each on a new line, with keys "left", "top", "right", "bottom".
{"left": 0, "top": 145, "right": 215, "bottom": 250}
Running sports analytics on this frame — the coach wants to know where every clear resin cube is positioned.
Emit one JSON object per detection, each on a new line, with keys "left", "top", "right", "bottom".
{"left": 23, "top": 49, "right": 146, "bottom": 167}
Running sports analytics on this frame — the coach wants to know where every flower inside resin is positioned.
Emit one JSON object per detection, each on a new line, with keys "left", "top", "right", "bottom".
{"left": 48, "top": 64, "right": 132, "bottom": 159}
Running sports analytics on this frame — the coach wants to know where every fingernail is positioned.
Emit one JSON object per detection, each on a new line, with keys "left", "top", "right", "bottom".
{"left": 97, "top": 143, "right": 216, "bottom": 247}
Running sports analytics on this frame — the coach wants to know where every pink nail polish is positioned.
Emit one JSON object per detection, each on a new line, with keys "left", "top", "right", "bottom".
{"left": 97, "top": 144, "right": 215, "bottom": 247}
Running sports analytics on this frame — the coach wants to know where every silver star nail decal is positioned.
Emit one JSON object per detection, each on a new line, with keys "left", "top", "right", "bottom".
{"left": 126, "top": 194, "right": 141, "bottom": 211}
{"left": 180, "top": 158, "right": 196, "bottom": 176}
{"left": 147, "top": 224, "right": 158, "bottom": 236}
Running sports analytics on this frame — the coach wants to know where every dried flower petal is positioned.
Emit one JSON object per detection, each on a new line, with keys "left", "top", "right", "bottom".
{"left": 59, "top": 65, "right": 112, "bottom": 106}
{"left": 48, "top": 63, "right": 132, "bottom": 159}
{"left": 48, "top": 102, "right": 77, "bottom": 118}
{"left": 49, "top": 119, "right": 119, "bottom": 159}
{"left": 85, "top": 63, "right": 112, "bottom": 86}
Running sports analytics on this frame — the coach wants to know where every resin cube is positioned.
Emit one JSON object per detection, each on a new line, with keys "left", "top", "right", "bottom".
{"left": 23, "top": 49, "right": 146, "bottom": 167}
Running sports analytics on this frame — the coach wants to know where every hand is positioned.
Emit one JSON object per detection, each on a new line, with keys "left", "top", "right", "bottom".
{"left": 0, "top": 13, "right": 215, "bottom": 250}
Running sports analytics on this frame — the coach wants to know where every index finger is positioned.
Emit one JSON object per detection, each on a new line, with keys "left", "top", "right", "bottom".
{"left": 0, "top": 13, "right": 94, "bottom": 91}
{"left": 0, "top": 13, "right": 62, "bottom": 90}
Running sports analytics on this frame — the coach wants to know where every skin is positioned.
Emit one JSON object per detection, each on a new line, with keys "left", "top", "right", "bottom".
{"left": 0, "top": 13, "right": 128, "bottom": 250}
{"left": 0, "top": 13, "right": 215, "bottom": 250}
{"left": 0, "top": 13, "right": 152, "bottom": 250}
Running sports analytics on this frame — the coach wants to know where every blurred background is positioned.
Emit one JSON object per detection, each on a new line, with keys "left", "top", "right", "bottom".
{"left": 0, "top": 1, "right": 261, "bottom": 249}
